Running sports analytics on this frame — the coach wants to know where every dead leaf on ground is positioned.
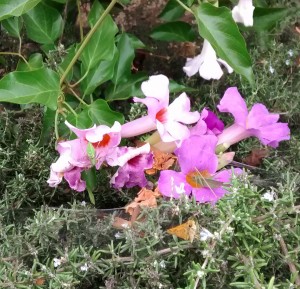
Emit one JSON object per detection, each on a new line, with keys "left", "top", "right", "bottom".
{"left": 243, "top": 148, "right": 269, "bottom": 167}
{"left": 125, "top": 187, "right": 161, "bottom": 216}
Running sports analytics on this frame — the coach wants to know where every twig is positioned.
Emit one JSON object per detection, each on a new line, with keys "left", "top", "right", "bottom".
{"left": 278, "top": 235, "right": 300, "bottom": 286}
{"left": 252, "top": 205, "right": 300, "bottom": 223}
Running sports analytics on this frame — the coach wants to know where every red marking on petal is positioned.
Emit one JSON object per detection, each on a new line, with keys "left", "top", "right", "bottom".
{"left": 155, "top": 108, "right": 168, "bottom": 123}
{"left": 92, "top": 134, "right": 111, "bottom": 148}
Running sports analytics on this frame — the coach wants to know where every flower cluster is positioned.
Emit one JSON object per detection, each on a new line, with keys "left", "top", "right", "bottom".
{"left": 48, "top": 74, "right": 290, "bottom": 204}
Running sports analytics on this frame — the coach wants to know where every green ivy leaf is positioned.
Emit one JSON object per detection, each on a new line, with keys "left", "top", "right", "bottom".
{"left": 67, "top": 99, "right": 124, "bottom": 128}
{"left": 112, "top": 33, "right": 135, "bottom": 85}
{"left": 80, "top": 1, "right": 118, "bottom": 71}
{"left": 38, "top": 106, "right": 56, "bottom": 146}
{"left": 16, "top": 53, "right": 44, "bottom": 71}
{"left": 58, "top": 45, "right": 76, "bottom": 82}
{"left": 2, "top": 17, "right": 22, "bottom": 37}
{"left": 253, "top": 8, "right": 290, "bottom": 31}
{"left": 23, "top": 2, "right": 63, "bottom": 44}
{"left": 105, "top": 73, "right": 147, "bottom": 101}
{"left": 115, "top": 33, "right": 146, "bottom": 49}
{"left": 0, "top": 68, "right": 60, "bottom": 110}
{"left": 81, "top": 45, "right": 118, "bottom": 96}
{"left": 150, "top": 21, "right": 196, "bottom": 42}
{"left": 0, "top": 0, "right": 41, "bottom": 21}
{"left": 159, "top": 0, "right": 185, "bottom": 21}
{"left": 193, "top": 3, "right": 254, "bottom": 85}
{"left": 88, "top": 99, "right": 124, "bottom": 126}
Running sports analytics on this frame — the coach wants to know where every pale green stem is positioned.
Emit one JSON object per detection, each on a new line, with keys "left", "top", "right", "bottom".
{"left": 60, "top": 0, "right": 118, "bottom": 86}
{"left": 0, "top": 52, "right": 29, "bottom": 66}
{"left": 69, "top": 69, "right": 89, "bottom": 88}
{"left": 54, "top": 110, "right": 60, "bottom": 140}
{"left": 63, "top": 102, "right": 77, "bottom": 116}
{"left": 175, "top": 0, "right": 193, "bottom": 13}
{"left": 68, "top": 86, "right": 88, "bottom": 106}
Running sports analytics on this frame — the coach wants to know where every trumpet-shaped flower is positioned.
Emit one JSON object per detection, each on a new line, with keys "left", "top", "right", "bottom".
{"left": 121, "top": 75, "right": 200, "bottom": 143}
{"left": 183, "top": 40, "right": 233, "bottom": 80}
{"left": 65, "top": 121, "right": 121, "bottom": 169}
{"left": 47, "top": 121, "right": 122, "bottom": 192}
{"left": 47, "top": 139, "right": 88, "bottom": 191}
{"left": 232, "top": 0, "right": 255, "bottom": 27}
{"left": 106, "top": 143, "right": 153, "bottom": 189}
{"left": 158, "top": 135, "right": 241, "bottom": 203}
{"left": 217, "top": 87, "right": 290, "bottom": 148}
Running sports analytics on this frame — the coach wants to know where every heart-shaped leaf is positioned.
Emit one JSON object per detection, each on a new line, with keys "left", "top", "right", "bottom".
{"left": 193, "top": 3, "right": 254, "bottom": 85}
{"left": 23, "top": 2, "right": 63, "bottom": 44}
{"left": 0, "top": 0, "right": 41, "bottom": 21}
{"left": 0, "top": 68, "right": 60, "bottom": 110}
{"left": 80, "top": 1, "right": 118, "bottom": 71}
{"left": 2, "top": 17, "right": 23, "bottom": 37}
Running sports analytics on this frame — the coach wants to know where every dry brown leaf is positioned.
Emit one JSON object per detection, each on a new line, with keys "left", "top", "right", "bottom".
{"left": 243, "top": 148, "right": 269, "bottom": 167}
{"left": 112, "top": 217, "right": 132, "bottom": 230}
{"left": 125, "top": 187, "right": 161, "bottom": 216}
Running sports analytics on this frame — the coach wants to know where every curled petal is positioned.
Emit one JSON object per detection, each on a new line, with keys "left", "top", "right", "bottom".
{"left": 218, "top": 87, "right": 248, "bottom": 126}
{"left": 64, "top": 168, "right": 86, "bottom": 192}
{"left": 232, "top": 0, "right": 255, "bottom": 27}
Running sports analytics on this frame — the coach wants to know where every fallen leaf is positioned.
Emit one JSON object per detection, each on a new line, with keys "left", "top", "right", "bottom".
{"left": 34, "top": 277, "right": 46, "bottom": 285}
{"left": 125, "top": 187, "right": 161, "bottom": 216}
{"left": 112, "top": 217, "right": 132, "bottom": 230}
{"left": 243, "top": 148, "right": 269, "bottom": 167}
{"left": 167, "top": 219, "right": 198, "bottom": 242}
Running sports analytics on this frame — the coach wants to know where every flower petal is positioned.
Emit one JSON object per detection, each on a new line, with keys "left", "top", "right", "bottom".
{"left": 175, "top": 135, "right": 218, "bottom": 174}
{"left": 64, "top": 168, "right": 86, "bottom": 192}
{"left": 158, "top": 170, "right": 191, "bottom": 198}
{"left": 218, "top": 87, "right": 248, "bottom": 126}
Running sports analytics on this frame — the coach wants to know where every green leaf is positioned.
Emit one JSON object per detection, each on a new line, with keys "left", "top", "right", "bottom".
{"left": 0, "top": 0, "right": 41, "bottom": 21}
{"left": 159, "top": 0, "right": 185, "bottom": 21}
{"left": 16, "top": 53, "right": 44, "bottom": 71}
{"left": 67, "top": 99, "right": 124, "bottom": 128}
{"left": 112, "top": 33, "right": 135, "bottom": 85}
{"left": 169, "top": 80, "right": 196, "bottom": 94}
{"left": 0, "top": 68, "right": 60, "bottom": 110}
{"left": 80, "top": 1, "right": 118, "bottom": 70}
{"left": 2, "top": 17, "right": 22, "bottom": 37}
{"left": 23, "top": 2, "right": 63, "bottom": 44}
{"left": 81, "top": 45, "right": 118, "bottom": 96}
{"left": 193, "top": 4, "right": 254, "bottom": 85}
{"left": 253, "top": 8, "right": 290, "bottom": 31}
{"left": 105, "top": 73, "right": 147, "bottom": 101}
{"left": 115, "top": 33, "right": 146, "bottom": 49}
{"left": 150, "top": 21, "right": 196, "bottom": 42}
{"left": 88, "top": 99, "right": 124, "bottom": 126}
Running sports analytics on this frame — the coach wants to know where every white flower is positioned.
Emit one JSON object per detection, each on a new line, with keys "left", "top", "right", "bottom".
{"left": 262, "top": 191, "right": 275, "bottom": 202}
{"left": 80, "top": 263, "right": 89, "bottom": 272}
{"left": 81, "top": 201, "right": 86, "bottom": 206}
{"left": 288, "top": 49, "right": 293, "bottom": 57}
{"left": 232, "top": 0, "right": 255, "bottom": 27}
{"left": 183, "top": 40, "right": 233, "bottom": 80}
{"left": 269, "top": 66, "right": 275, "bottom": 74}
{"left": 53, "top": 257, "right": 61, "bottom": 268}
{"left": 159, "top": 260, "right": 166, "bottom": 268}
{"left": 199, "top": 228, "right": 214, "bottom": 241}
{"left": 285, "top": 59, "right": 290, "bottom": 66}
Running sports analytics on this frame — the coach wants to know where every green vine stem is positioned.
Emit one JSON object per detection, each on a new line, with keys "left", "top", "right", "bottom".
{"left": 59, "top": 0, "right": 118, "bottom": 86}
{"left": 175, "top": 0, "right": 193, "bottom": 13}
{"left": 0, "top": 52, "right": 29, "bottom": 66}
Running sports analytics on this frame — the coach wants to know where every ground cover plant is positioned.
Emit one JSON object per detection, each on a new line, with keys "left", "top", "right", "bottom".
{"left": 0, "top": 0, "right": 299, "bottom": 288}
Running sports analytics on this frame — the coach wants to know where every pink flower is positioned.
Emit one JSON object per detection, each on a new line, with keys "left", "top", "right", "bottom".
{"left": 232, "top": 0, "right": 255, "bottom": 27}
{"left": 65, "top": 121, "right": 121, "bottom": 169}
{"left": 106, "top": 144, "right": 153, "bottom": 189}
{"left": 158, "top": 135, "right": 241, "bottom": 203}
{"left": 121, "top": 75, "right": 200, "bottom": 143}
{"left": 217, "top": 87, "right": 290, "bottom": 148}
{"left": 183, "top": 40, "right": 233, "bottom": 80}
{"left": 47, "top": 139, "right": 88, "bottom": 191}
